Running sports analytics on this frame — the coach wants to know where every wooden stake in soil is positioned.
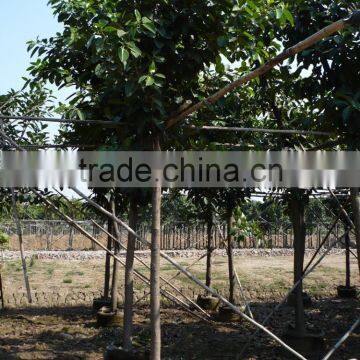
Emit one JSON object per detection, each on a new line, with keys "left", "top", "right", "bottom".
{"left": 0, "top": 272, "right": 4, "bottom": 310}
{"left": 104, "top": 216, "right": 113, "bottom": 300}
{"left": 151, "top": 133, "right": 162, "bottom": 360}
{"left": 70, "top": 187, "right": 307, "bottom": 360}
{"left": 11, "top": 190, "right": 32, "bottom": 304}
{"left": 206, "top": 214, "right": 213, "bottom": 289}
{"left": 288, "top": 191, "right": 307, "bottom": 335}
{"left": 350, "top": 188, "right": 360, "bottom": 276}
{"left": 123, "top": 195, "right": 138, "bottom": 351}
{"left": 111, "top": 197, "right": 121, "bottom": 312}
{"left": 226, "top": 206, "right": 236, "bottom": 304}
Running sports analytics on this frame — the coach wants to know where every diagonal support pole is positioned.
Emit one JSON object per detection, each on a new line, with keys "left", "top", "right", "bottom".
{"left": 71, "top": 187, "right": 307, "bottom": 360}
{"left": 321, "top": 317, "right": 360, "bottom": 360}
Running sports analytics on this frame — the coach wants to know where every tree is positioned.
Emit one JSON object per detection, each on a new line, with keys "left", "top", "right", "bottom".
{"left": 27, "top": 1, "right": 291, "bottom": 356}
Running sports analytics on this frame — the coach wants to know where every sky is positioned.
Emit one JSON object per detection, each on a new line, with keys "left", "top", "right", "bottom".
{"left": 0, "top": 2, "right": 88, "bottom": 196}
{"left": 0, "top": 1, "right": 63, "bottom": 93}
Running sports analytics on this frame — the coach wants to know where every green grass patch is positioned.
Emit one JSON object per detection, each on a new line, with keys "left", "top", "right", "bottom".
{"left": 65, "top": 270, "right": 84, "bottom": 276}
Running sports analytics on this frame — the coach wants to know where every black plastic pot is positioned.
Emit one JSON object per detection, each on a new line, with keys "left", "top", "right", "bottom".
{"left": 196, "top": 295, "right": 220, "bottom": 311}
{"left": 97, "top": 306, "right": 123, "bottom": 327}
{"left": 286, "top": 291, "right": 312, "bottom": 308}
{"left": 337, "top": 285, "right": 358, "bottom": 299}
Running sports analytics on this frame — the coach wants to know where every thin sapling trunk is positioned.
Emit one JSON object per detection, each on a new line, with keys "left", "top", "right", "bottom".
{"left": 123, "top": 195, "right": 138, "bottom": 351}
{"left": 226, "top": 206, "right": 236, "bottom": 304}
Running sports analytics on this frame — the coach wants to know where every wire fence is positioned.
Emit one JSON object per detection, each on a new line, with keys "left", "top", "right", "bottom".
{"left": 0, "top": 219, "right": 351, "bottom": 251}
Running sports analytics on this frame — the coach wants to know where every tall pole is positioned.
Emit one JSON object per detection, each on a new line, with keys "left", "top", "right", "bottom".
{"left": 151, "top": 133, "right": 162, "bottom": 360}
{"left": 345, "top": 228, "right": 351, "bottom": 288}
{"left": 11, "top": 190, "right": 32, "bottom": 303}
{"left": 288, "top": 191, "right": 306, "bottom": 335}
{"left": 226, "top": 206, "right": 235, "bottom": 304}
{"left": 103, "top": 216, "right": 113, "bottom": 299}
{"left": 350, "top": 188, "right": 360, "bottom": 276}
{"left": 110, "top": 196, "right": 120, "bottom": 312}
{"left": 123, "top": 195, "right": 138, "bottom": 351}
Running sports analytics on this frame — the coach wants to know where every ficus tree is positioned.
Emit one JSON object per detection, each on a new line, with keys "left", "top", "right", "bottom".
{"left": 27, "top": 0, "right": 293, "bottom": 356}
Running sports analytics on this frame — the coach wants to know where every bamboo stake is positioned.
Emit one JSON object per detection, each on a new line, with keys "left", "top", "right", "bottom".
{"left": 35, "top": 191, "right": 209, "bottom": 323}
{"left": 239, "top": 231, "right": 348, "bottom": 358}
{"left": 216, "top": 223, "right": 253, "bottom": 318}
{"left": 321, "top": 318, "right": 360, "bottom": 360}
{"left": 329, "top": 189, "right": 355, "bottom": 228}
{"left": 111, "top": 198, "right": 121, "bottom": 312}
{"left": 0, "top": 114, "right": 119, "bottom": 127}
{"left": 151, "top": 133, "right": 162, "bottom": 360}
{"left": 90, "top": 219, "right": 210, "bottom": 317}
{"left": 350, "top": 188, "right": 360, "bottom": 276}
{"left": 53, "top": 188, "right": 210, "bottom": 317}
{"left": 166, "top": 14, "right": 358, "bottom": 129}
{"left": 71, "top": 187, "right": 307, "bottom": 360}
{"left": 186, "top": 125, "right": 332, "bottom": 136}
{"left": 123, "top": 196, "right": 138, "bottom": 351}
{"left": 135, "top": 251, "right": 209, "bottom": 306}
{"left": 11, "top": 190, "right": 32, "bottom": 304}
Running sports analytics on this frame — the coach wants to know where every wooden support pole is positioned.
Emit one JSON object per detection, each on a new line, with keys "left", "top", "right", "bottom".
{"left": 35, "top": 191, "right": 209, "bottom": 323}
{"left": 350, "top": 188, "right": 360, "bottom": 276}
{"left": 0, "top": 272, "right": 4, "bottom": 310}
{"left": 123, "top": 195, "right": 138, "bottom": 351}
{"left": 71, "top": 187, "right": 307, "bottom": 360}
{"left": 226, "top": 206, "right": 236, "bottom": 304}
{"left": 345, "top": 229, "right": 351, "bottom": 288}
{"left": 11, "top": 190, "right": 32, "bottom": 304}
{"left": 111, "top": 197, "right": 121, "bottom": 312}
{"left": 239, "top": 231, "right": 348, "bottom": 358}
{"left": 93, "top": 219, "right": 210, "bottom": 318}
{"left": 151, "top": 133, "right": 162, "bottom": 360}
{"left": 322, "top": 318, "right": 360, "bottom": 360}
{"left": 166, "top": 14, "right": 356, "bottom": 129}
{"left": 104, "top": 216, "right": 112, "bottom": 299}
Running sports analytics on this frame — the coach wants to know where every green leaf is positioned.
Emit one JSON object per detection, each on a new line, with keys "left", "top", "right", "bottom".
{"left": 155, "top": 73, "right": 166, "bottom": 79}
{"left": 135, "top": 9, "right": 141, "bottom": 22}
{"left": 76, "top": 109, "right": 85, "bottom": 120}
{"left": 142, "top": 17, "right": 156, "bottom": 34}
{"left": 145, "top": 76, "right": 155, "bottom": 86}
{"left": 276, "top": 8, "right": 283, "bottom": 20}
{"left": 117, "top": 29, "right": 127, "bottom": 38}
{"left": 118, "top": 47, "right": 129, "bottom": 66}
{"left": 95, "top": 64, "right": 104, "bottom": 77}
{"left": 127, "top": 42, "right": 142, "bottom": 58}
{"left": 283, "top": 9, "right": 294, "bottom": 26}
{"left": 149, "top": 61, "right": 156, "bottom": 73}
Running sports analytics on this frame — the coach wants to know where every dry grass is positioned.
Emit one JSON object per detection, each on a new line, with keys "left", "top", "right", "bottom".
{"left": 1, "top": 254, "right": 358, "bottom": 300}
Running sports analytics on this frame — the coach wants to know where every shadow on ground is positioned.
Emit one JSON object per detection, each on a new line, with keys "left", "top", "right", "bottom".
{"left": 0, "top": 298, "right": 358, "bottom": 359}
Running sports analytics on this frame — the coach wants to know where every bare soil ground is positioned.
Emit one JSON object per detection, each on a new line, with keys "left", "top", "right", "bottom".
{"left": 0, "top": 254, "right": 359, "bottom": 359}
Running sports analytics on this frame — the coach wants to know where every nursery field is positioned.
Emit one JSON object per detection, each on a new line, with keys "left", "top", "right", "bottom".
{"left": 0, "top": 254, "right": 359, "bottom": 359}
{"left": 1, "top": 254, "right": 359, "bottom": 303}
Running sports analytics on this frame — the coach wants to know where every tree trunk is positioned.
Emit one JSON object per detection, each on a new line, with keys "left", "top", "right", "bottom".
{"left": 123, "top": 195, "right": 138, "bottom": 351}
{"left": 111, "top": 197, "right": 120, "bottom": 312}
{"left": 345, "top": 228, "right": 351, "bottom": 288}
{"left": 11, "top": 190, "right": 32, "bottom": 303}
{"left": 226, "top": 207, "right": 235, "bottom": 304}
{"left": 103, "top": 216, "right": 112, "bottom": 299}
{"left": 205, "top": 216, "right": 213, "bottom": 289}
{"left": 350, "top": 188, "right": 360, "bottom": 276}
{"left": 288, "top": 192, "right": 306, "bottom": 335}
{"left": 151, "top": 134, "right": 162, "bottom": 360}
